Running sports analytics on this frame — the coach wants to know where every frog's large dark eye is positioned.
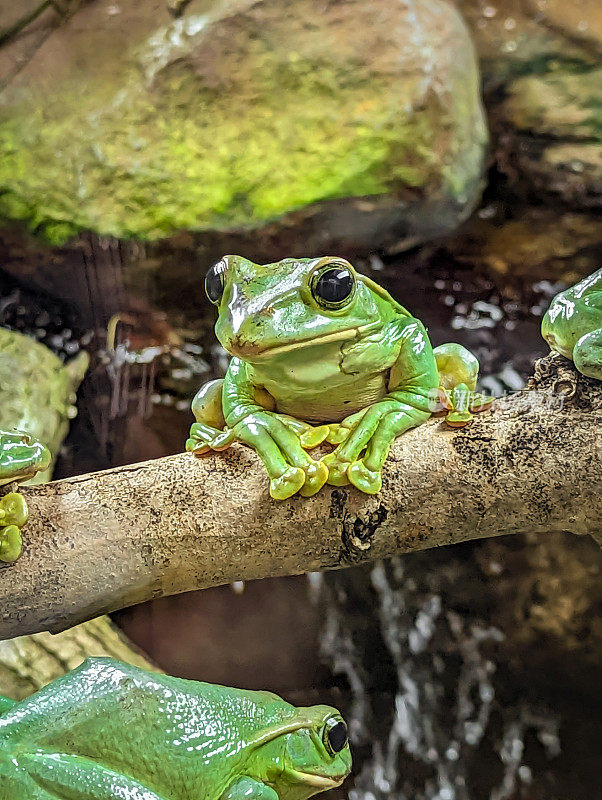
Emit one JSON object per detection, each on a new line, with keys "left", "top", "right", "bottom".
{"left": 322, "top": 717, "right": 348, "bottom": 756}
{"left": 311, "top": 264, "right": 355, "bottom": 310}
{"left": 205, "top": 259, "right": 227, "bottom": 305}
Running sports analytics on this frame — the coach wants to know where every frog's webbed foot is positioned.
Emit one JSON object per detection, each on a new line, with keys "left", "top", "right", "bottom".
{"left": 324, "top": 408, "right": 369, "bottom": 447}
{"left": 0, "top": 492, "right": 28, "bottom": 563}
{"left": 441, "top": 384, "right": 493, "bottom": 428}
{"left": 186, "top": 422, "right": 235, "bottom": 455}
{"left": 0, "top": 525, "right": 22, "bottom": 563}
{"left": 231, "top": 411, "right": 328, "bottom": 500}
{"left": 322, "top": 402, "right": 428, "bottom": 494}
{"left": 187, "top": 378, "right": 235, "bottom": 454}
{"left": 277, "top": 415, "right": 330, "bottom": 450}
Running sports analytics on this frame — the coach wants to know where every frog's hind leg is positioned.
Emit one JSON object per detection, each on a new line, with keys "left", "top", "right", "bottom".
{"left": 434, "top": 343, "right": 492, "bottom": 427}
{"left": 186, "top": 379, "right": 235, "bottom": 455}
{"left": 573, "top": 329, "right": 602, "bottom": 380}
{"left": 16, "top": 751, "right": 168, "bottom": 800}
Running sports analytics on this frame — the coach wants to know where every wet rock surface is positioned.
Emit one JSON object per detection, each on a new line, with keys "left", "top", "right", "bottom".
{"left": 0, "top": 0, "right": 486, "bottom": 246}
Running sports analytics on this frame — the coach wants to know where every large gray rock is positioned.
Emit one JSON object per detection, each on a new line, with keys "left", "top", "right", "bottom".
{"left": 0, "top": 0, "right": 487, "bottom": 248}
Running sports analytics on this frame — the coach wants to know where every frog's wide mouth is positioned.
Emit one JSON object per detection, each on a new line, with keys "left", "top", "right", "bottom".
{"left": 286, "top": 769, "right": 346, "bottom": 788}
{"left": 234, "top": 323, "right": 377, "bottom": 360}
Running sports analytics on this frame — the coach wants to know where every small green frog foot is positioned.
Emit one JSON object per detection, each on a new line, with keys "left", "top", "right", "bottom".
{"left": 443, "top": 384, "right": 492, "bottom": 428}
{"left": 269, "top": 467, "right": 306, "bottom": 500}
{"left": 325, "top": 424, "right": 351, "bottom": 446}
{"left": 298, "top": 425, "right": 330, "bottom": 449}
{"left": 269, "top": 458, "right": 328, "bottom": 500}
{"left": 0, "top": 492, "right": 29, "bottom": 563}
{"left": 278, "top": 416, "right": 330, "bottom": 450}
{"left": 0, "top": 525, "right": 22, "bottom": 562}
{"left": 348, "top": 461, "right": 382, "bottom": 494}
{"left": 299, "top": 460, "right": 329, "bottom": 497}
{"left": 186, "top": 422, "right": 235, "bottom": 455}
{"left": 321, "top": 452, "right": 351, "bottom": 486}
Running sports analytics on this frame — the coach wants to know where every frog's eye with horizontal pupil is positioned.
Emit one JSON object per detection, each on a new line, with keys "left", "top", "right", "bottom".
{"left": 205, "top": 260, "right": 227, "bottom": 305}
{"left": 311, "top": 264, "right": 355, "bottom": 310}
{"left": 322, "top": 717, "right": 348, "bottom": 756}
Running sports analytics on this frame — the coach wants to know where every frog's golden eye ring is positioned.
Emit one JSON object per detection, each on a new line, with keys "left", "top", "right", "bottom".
{"left": 322, "top": 716, "right": 348, "bottom": 756}
{"left": 310, "top": 262, "right": 356, "bottom": 310}
{"left": 205, "top": 259, "right": 227, "bottom": 305}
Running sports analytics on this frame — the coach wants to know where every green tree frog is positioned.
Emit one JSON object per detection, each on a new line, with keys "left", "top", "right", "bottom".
{"left": 0, "top": 657, "right": 352, "bottom": 800}
{"left": 541, "top": 268, "right": 602, "bottom": 379}
{"left": 187, "top": 256, "right": 489, "bottom": 499}
{"left": 0, "top": 430, "right": 51, "bottom": 562}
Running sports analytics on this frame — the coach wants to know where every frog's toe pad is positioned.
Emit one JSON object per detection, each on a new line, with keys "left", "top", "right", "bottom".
{"left": 0, "top": 525, "right": 22, "bottom": 563}
{"left": 326, "top": 425, "right": 350, "bottom": 445}
{"left": 270, "top": 467, "right": 306, "bottom": 500}
{"left": 445, "top": 411, "right": 473, "bottom": 428}
{"left": 186, "top": 437, "right": 211, "bottom": 456}
{"left": 0, "top": 493, "right": 28, "bottom": 528}
{"left": 469, "top": 393, "right": 494, "bottom": 413}
{"left": 348, "top": 461, "right": 382, "bottom": 494}
{"left": 322, "top": 453, "right": 351, "bottom": 486}
{"left": 300, "top": 425, "right": 330, "bottom": 449}
{"left": 299, "top": 460, "right": 329, "bottom": 497}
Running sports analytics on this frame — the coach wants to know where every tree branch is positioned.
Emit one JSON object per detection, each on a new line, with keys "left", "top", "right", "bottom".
{"left": 1, "top": 355, "right": 600, "bottom": 640}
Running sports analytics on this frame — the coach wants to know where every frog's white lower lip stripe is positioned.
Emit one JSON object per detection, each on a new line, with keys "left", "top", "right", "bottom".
{"left": 247, "top": 324, "right": 377, "bottom": 359}
{"left": 287, "top": 769, "right": 344, "bottom": 788}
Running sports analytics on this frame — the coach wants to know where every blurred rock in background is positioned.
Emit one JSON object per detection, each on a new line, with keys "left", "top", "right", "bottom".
{"left": 0, "top": 0, "right": 486, "bottom": 250}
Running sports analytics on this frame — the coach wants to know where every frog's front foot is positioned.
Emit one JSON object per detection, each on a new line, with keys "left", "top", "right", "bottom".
{"left": 321, "top": 453, "right": 382, "bottom": 493}
{"left": 347, "top": 461, "right": 382, "bottom": 494}
{"left": 0, "top": 525, "right": 22, "bottom": 562}
{"left": 232, "top": 412, "right": 328, "bottom": 500}
{"left": 321, "top": 452, "right": 351, "bottom": 486}
{"left": 299, "top": 425, "right": 330, "bottom": 449}
{"left": 298, "top": 460, "right": 329, "bottom": 497}
{"left": 0, "top": 492, "right": 29, "bottom": 563}
{"left": 442, "top": 384, "right": 493, "bottom": 428}
{"left": 269, "top": 467, "right": 306, "bottom": 500}
{"left": 186, "top": 422, "right": 235, "bottom": 455}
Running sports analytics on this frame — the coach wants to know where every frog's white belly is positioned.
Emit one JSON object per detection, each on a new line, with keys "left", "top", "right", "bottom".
{"left": 269, "top": 372, "right": 389, "bottom": 423}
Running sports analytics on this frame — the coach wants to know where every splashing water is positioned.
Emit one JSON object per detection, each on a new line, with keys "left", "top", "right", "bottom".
{"left": 314, "top": 557, "right": 560, "bottom": 800}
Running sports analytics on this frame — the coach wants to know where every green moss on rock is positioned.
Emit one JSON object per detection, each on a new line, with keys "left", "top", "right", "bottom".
{"left": 0, "top": 0, "right": 487, "bottom": 244}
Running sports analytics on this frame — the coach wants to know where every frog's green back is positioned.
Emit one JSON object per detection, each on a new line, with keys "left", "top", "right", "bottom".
{"left": 541, "top": 268, "right": 602, "bottom": 359}
{"left": 0, "top": 695, "right": 16, "bottom": 715}
{"left": 0, "top": 658, "right": 298, "bottom": 800}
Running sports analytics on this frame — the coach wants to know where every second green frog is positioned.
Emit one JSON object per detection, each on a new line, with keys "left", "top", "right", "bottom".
{"left": 187, "top": 256, "right": 490, "bottom": 499}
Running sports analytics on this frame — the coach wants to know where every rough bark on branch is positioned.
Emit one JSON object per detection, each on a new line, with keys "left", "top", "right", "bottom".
{"left": 1, "top": 355, "right": 600, "bottom": 641}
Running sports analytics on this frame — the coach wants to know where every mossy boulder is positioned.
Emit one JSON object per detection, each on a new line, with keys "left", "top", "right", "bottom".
{"left": 0, "top": 0, "right": 486, "bottom": 246}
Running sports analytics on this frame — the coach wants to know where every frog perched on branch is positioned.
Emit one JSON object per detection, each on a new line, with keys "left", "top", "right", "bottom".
{"left": 187, "top": 256, "right": 490, "bottom": 499}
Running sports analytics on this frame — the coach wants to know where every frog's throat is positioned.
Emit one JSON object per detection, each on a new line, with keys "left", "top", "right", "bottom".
{"left": 244, "top": 323, "right": 378, "bottom": 360}
{"left": 286, "top": 769, "right": 344, "bottom": 789}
